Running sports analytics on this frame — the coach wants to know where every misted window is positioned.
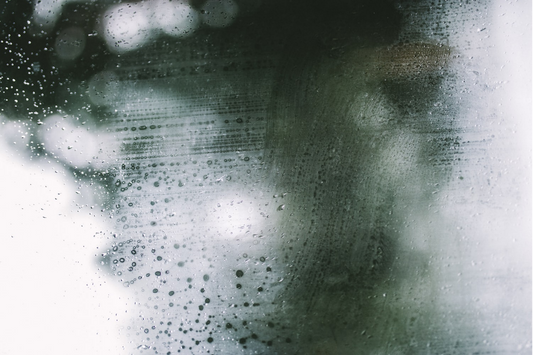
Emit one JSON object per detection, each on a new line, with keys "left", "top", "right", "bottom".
{"left": 1, "top": 1, "right": 530, "bottom": 354}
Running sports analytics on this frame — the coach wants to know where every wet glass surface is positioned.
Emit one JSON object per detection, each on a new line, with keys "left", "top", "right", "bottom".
{"left": 1, "top": 1, "right": 531, "bottom": 354}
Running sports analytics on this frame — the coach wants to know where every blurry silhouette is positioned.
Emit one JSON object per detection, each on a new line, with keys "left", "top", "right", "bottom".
{"left": 1, "top": 1, "right": 529, "bottom": 354}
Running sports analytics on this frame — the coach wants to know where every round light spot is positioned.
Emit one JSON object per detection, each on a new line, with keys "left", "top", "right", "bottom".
{"left": 103, "top": 2, "right": 153, "bottom": 53}
{"left": 87, "top": 71, "right": 120, "bottom": 106}
{"left": 55, "top": 26, "right": 86, "bottom": 60}
{"left": 152, "top": 0, "right": 200, "bottom": 37}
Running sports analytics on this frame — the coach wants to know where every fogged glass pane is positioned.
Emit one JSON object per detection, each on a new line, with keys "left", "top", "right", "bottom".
{"left": 1, "top": 1, "right": 530, "bottom": 354}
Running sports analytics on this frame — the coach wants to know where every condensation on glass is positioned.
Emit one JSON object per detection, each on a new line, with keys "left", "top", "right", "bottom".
{"left": 0, "top": 1, "right": 530, "bottom": 354}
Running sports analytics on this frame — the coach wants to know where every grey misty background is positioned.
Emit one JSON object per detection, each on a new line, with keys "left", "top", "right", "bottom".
{"left": 2, "top": 2, "right": 529, "bottom": 354}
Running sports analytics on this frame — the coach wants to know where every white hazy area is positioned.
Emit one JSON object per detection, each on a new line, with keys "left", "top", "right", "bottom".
{"left": 38, "top": 114, "right": 100, "bottom": 168}
{"left": 0, "top": 121, "right": 131, "bottom": 355}
{"left": 411, "top": 1, "right": 532, "bottom": 348}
